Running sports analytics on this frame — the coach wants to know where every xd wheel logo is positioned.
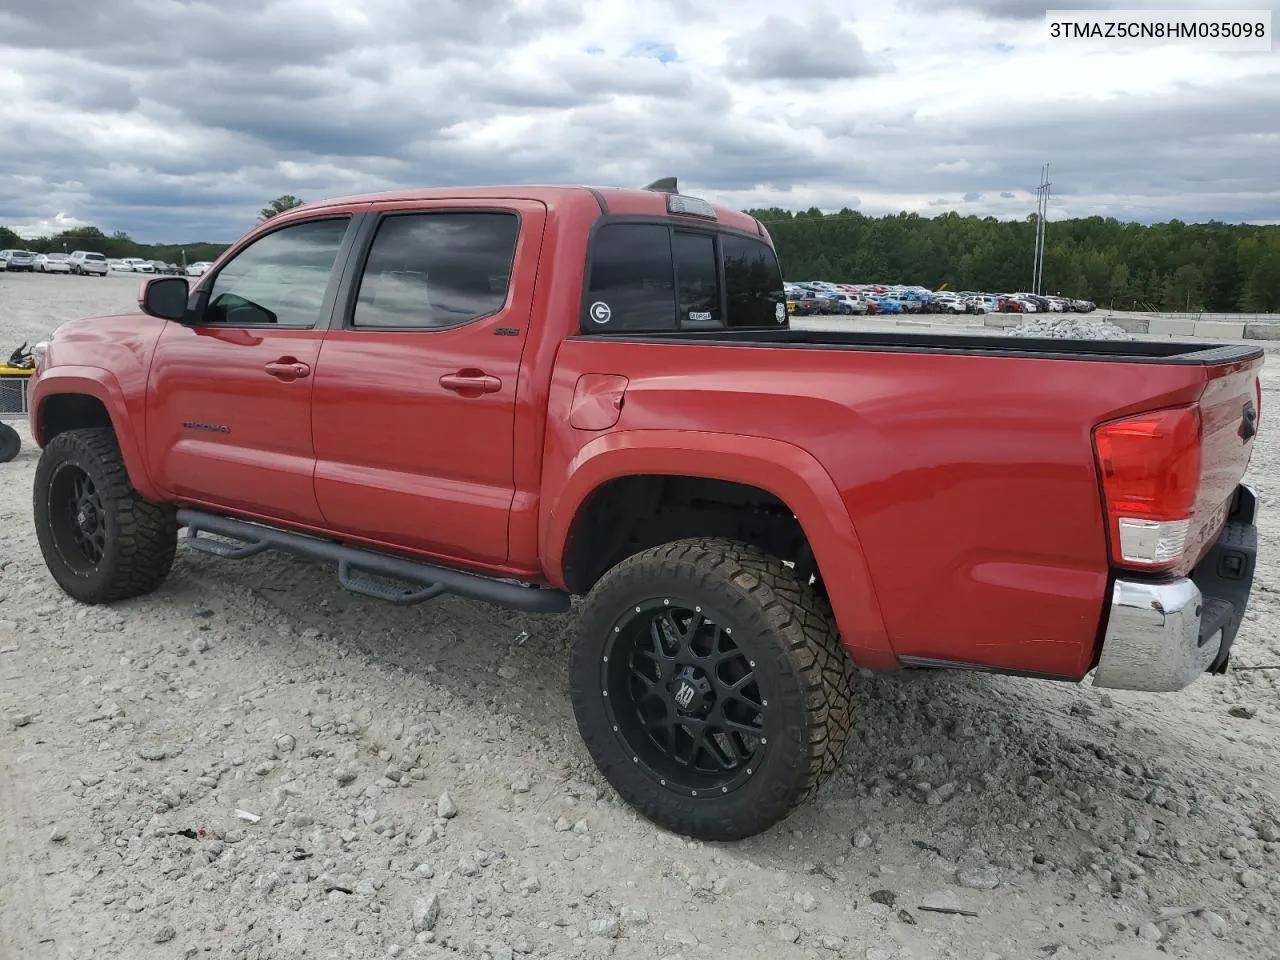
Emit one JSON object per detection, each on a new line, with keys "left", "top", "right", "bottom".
{"left": 674, "top": 681, "right": 696, "bottom": 709}
{"left": 589, "top": 301, "right": 612, "bottom": 324}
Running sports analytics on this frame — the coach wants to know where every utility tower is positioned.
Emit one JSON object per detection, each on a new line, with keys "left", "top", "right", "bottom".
{"left": 1031, "top": 163, "right": 1051, "bottom": 295}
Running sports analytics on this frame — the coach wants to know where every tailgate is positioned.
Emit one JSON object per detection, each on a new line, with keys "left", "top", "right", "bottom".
{"left": 1187, "top": 355, "right": 1263, "bottom": 566}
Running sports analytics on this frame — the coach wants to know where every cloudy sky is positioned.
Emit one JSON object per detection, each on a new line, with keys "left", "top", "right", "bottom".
{"left": 1, "top": 0, "right": 1277, "bottom": 241}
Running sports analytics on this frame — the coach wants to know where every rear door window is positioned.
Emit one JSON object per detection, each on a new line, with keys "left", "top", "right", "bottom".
{"left": 352, "top": 211, "right": 520, "bottom": 330}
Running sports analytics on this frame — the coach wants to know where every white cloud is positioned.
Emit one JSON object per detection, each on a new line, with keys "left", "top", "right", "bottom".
{"left": 0, "top": 0, "right": 1277, "bottom": 240}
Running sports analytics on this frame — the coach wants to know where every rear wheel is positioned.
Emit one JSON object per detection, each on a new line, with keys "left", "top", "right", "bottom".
{"left": 570, "top": 538, "right": 855, "bottom": 841}
{"left": 33, "top": 427, "right": 177, "bottom": 603}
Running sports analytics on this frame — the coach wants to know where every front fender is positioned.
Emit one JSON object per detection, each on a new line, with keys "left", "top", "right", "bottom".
{"left": 542, "top": 429, "right": 895, "bottom": 667}
{"left": 30, "top": 365, "right": 160, "bottom": 502}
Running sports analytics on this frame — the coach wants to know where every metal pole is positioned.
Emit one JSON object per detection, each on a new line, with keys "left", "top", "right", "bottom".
{"left": 1038, "top": 164, "right": 1051, "bottom": 296}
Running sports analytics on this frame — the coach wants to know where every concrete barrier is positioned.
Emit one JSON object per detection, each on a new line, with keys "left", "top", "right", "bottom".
{"left": 1148, "top": 317, "right": 1197, "bottom": 337}
{"left": 1108, "top": 317, "right": 1150, "bottom": 334}
{"left": 1193, "top": 320, "right": 1246, "bottom": 339}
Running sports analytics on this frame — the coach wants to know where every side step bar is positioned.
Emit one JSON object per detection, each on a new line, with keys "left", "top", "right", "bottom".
{"left": 175, "top": 508, "right": 572, "bottom": 615}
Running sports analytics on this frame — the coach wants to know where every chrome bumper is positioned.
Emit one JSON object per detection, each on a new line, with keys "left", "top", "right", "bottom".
{"left": 1093, "top": 579, "right": 1218, "bottom": 692}
{"left": 1094, "top": 484, "right": 1258, "bottom": 692}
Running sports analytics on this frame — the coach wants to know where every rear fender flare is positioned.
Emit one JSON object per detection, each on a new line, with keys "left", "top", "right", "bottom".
{"left": 31, "top": 366, "right": 160, "bottom": 502}
{"left": 542, "top": 429, "right": 895, "bottom": 666}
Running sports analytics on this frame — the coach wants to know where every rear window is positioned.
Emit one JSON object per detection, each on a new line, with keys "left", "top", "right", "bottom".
{"left": 582, "top": 223, "right": 786, "bottom": 333}
{"left": 85, "top": 253, "right": 105, "bottom": 261}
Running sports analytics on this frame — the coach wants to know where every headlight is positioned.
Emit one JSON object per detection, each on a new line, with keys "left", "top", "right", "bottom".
{"left": 32, "top": 341, "right": 49, "bottom": 370}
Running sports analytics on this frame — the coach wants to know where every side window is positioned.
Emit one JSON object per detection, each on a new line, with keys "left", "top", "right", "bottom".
{"left": 353, "top": 212, "right": 520, "bottom": 330}
{"left": 583, "top": 223, "right": 675, "bottom": 332}
{"left": 673, "top": 232, "right": 720, "bottom": 329}
{"left": 204, "top": 217, "right": 349, "bottom": 327}
{"left": 722, "top": 234, "right": 787, "bottom": 327}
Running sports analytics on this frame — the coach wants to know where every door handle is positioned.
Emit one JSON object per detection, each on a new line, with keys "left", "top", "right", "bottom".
{"left": 439, "top": 371, "right": 502, "bottom": 394}
{"left": 265, "top": 359, "right": 311, "bottom": 380}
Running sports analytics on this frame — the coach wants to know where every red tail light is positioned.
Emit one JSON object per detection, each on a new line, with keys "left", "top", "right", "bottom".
{"left": 1093, "top": 405, "right": 1202, "bottom": 570}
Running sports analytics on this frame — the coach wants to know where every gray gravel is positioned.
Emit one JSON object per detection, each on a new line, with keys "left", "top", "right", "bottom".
{"left": 2, "top": 270, "right": 1278, "bottom": 960}
{"left": 1007, "top": 315, "right": 1135, "bottom": 339}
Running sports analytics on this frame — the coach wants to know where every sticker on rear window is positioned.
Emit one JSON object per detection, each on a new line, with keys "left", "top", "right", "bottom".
{"left": 775, "top": 302, "right": 786, "bottom": 322}
{"left": 688, "top": 311, "right": 712, "bottom": 322}
{"left": 589, "top": 301, "right": 612, "bottom": 324}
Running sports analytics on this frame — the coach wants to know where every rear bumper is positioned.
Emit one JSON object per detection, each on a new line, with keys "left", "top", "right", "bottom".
{"left": 1094, "top": 484, "right": 1258, "bottom": 692}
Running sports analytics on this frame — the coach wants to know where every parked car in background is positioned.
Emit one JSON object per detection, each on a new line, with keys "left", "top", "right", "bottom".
{"left": 0, "top": 249, "right": 36, "bottom": 272}
{"left": 933, "top": 293, "right": 966, "bottom": 314}
{"left": 185, "top": 261, "right": 214, "bottom": 277}
{"left": 35, "top": 253, "right": 72, "bottom": 274}
{"left": 823, "top": 293, "right": 869, "bottom": 315}
{"left": 123, "top": 258, "right": 155, "bottom": 273}
{"left": 69, "top": 251, "right": 110, "bottom": 276}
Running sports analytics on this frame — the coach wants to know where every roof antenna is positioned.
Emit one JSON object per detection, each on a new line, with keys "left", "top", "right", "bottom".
{"left": 642, "top": 177, "right": 678, "bottom": 193}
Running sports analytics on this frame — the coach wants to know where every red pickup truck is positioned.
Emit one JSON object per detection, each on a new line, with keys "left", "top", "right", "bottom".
{"left": 26, "top": 180, "right": 1261, "bottom": 841}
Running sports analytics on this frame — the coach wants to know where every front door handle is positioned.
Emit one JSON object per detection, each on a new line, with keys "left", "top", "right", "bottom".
{"left": 265, "top": 358, "right": 311, "bottom": 380}
{"left": 439, "top": 371, "right": 502, "bottom": 394}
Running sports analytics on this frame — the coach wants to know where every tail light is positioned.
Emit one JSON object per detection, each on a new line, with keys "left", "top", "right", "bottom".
{"left": 1093, "top": 405, "right": 1202, "bottom": 569}
{"left": 1256, "top": 375, "right": 1263, "bottom": 438}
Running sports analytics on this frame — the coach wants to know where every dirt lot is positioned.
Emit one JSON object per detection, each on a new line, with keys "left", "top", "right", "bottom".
{"left": 2, "top": 270, "right": 1280, "bottom": 960}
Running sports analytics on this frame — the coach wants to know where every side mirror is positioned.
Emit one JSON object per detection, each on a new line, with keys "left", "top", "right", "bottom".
{"left": 139, "top": 275, "right": 189, "bottom": 321}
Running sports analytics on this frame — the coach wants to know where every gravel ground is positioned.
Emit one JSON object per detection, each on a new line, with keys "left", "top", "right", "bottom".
{"left": 3, "top": 271, "right": 1280, "bottom": 960}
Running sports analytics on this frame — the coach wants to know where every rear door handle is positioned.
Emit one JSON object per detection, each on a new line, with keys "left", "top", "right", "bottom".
{"left": 439, "top": 372, "right": 502, "bottom": 394}
{"left": 265, "top": 359, "right": 311, "bottom": 380}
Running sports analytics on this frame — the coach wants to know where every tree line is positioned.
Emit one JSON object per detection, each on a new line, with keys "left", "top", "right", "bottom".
{"left": 0, "top": 196, "right": 303, "bottom": 269}
{"left": 5, "top": 199, "right": 1279, "bottom": 312}
{"left": 0, "top": 224, "right": 228, "bottom": 268}
{"left": 748, "top": 208, "right": 1280, "bottom": 313}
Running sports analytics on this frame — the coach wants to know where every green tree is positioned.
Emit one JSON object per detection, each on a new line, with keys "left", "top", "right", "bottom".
{"left": 259, "top": 195, "right": 305, "bottom": 221}
{"left": 1240, "top": 249, "right": 1280, "bottom": 312}
{"left": 1163, "top": 263, "right": 1205, "bottom": 311}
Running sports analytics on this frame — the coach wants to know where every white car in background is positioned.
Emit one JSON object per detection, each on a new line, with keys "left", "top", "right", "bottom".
{"left": 123, "top": 257, "right": 155, "bottom": 273}
{"left": 186, "top": 261, "right": 214, "bottom": 277}
{"left": 68, "top": 250, "right": 110, "bottom": 276}
{"left": 35, "top": 252, "right": 72, "bottom": 274}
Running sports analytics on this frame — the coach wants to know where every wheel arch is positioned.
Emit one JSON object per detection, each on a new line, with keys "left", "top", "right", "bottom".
{"left": 542, "top": 429, "right": 894, "bottom": 667}
{"left": 31, "top": 368, "right": 160, "bottom": 501}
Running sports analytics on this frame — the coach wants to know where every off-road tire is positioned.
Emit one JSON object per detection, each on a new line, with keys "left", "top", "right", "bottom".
{"left": 0, "top": 423, "right": 20, "bottom": 463}
{"left": 570, "top": 537, "right": 856, "bottom": 841}
{"left": 33, "top": 427, "right": 177, "bottom": 604}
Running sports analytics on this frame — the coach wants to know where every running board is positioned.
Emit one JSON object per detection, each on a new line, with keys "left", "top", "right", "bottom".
{"left": 176, "top": 508, "right": 572, "bottom": 614}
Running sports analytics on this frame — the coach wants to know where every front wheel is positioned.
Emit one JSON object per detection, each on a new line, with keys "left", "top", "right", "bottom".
{"left": 570, "top": 538, "right": 856, "bottom": 841}
{"left": 33, "top": 427, "right": 178, "bottom": 603}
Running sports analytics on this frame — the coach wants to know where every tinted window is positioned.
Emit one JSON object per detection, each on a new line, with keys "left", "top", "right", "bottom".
{"left": 674, "top": 232, "right": 720, "bottom": 329}
{"left": 353, "top": 212, "right": 519, "bottom": 329}
{"left": 204, "top": 218, "right": 349, "bottom": 327}
{"left": 722, "top": 234, "right": 786, "bottom": 327}
{"left": 583, "top": 223, "right": 675, "bottom": 331}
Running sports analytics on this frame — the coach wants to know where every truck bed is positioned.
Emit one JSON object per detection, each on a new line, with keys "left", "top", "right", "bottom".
{"left": 577, "top": 327, "right": 1263, "bottom": 366}
{"left": 550, "top": 325, "right": 1263, "bottom": 679}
